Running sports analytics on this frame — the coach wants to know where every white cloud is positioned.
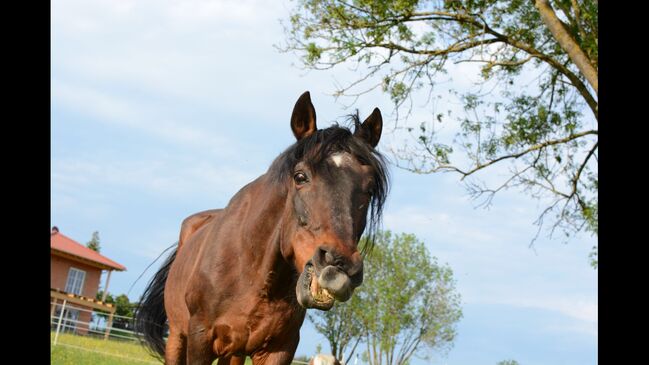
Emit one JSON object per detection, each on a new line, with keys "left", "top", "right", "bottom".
{"left": 164, "top": 0, "right": 266, "bottom": 25}
{"left": 529, "top": 297, "right": 597, "bottom": 324}
{"left": 383, "top": 206, "right": 499, "bottom": 249}
{"left": 52, "top": 157, "right": 258, "bottom": 201}
{"left": 380, "top": 198, "right": 597, "bottom": 337}
{"left": 52, "top": 79, "right": 246, "bottom": 154}
{"left": 52, "top": 0, "right": 268, "bottom": 35}
{"left": 500, "top": 296, "right": 598, "bottom": 337}
{"left": 51, "top": 0, "right": 297, "bottom": 115}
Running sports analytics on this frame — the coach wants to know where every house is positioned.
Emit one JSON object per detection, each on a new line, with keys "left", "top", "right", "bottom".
{"left": 50, "top": 226, "right": 126, "bottom": 335}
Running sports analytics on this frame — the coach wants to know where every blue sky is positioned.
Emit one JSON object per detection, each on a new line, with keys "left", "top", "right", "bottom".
{"left": 51, "top": 1, "right": 597, "bottom": 364}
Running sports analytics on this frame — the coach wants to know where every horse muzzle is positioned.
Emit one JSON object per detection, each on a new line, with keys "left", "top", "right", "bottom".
{"left": 296, "top": 259, "right": 362, "bottom": 310}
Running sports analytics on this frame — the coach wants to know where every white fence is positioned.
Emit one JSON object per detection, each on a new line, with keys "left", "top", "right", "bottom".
{"left": 50, "top": 300, "right": 144, "bottom": 343}
{"left": 50, "top": 300, "right": 163, "bottom": 364}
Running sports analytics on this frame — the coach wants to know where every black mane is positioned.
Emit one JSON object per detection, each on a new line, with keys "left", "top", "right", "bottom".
{"left": 268, "top": 116, "right": 389, "bottom": 255}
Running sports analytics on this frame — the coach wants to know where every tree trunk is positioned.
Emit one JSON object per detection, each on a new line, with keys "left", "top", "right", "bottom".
{"left": 534, "top": 0, "right": 598, "bottom": 94}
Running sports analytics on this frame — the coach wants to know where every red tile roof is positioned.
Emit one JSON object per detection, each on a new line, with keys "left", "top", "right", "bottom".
{"left": 51, "top": 231, "right": 126, "bottom": 271}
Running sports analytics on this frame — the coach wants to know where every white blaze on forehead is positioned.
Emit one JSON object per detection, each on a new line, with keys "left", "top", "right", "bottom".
{"left": 330, "top": 152, "right": 351, "bottom": 167}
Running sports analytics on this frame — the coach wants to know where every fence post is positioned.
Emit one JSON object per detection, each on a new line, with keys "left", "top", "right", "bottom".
{"left": 104, "top": 310, "right": 115, "bottom": 340}
{"left": 53, "top": 299, "right": 67, "bottom": 345}
{"left": 50, "top": 298, "right": 57, "bottom": 320}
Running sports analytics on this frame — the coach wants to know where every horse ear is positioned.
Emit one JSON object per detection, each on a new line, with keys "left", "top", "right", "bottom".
{"left": 291, "top": 91, "right": 317, "bottom": 140}
{"left": 354, "top": 108, "right": 382, "bottom": 147}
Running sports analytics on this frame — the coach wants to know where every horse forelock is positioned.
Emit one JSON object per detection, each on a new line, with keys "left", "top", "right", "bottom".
{"left": 268, "top": 122, "right": 390, "bottom": 256}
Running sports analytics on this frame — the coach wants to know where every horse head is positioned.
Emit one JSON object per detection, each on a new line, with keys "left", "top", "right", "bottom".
{"left": 273, "top": 91, "right": 388, "bottom": 310}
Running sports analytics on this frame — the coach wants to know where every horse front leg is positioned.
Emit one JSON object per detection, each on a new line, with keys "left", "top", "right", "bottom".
{"left": 165, "top": 326, "right": 187, "bottom": 365}
{"left": 217, "top": 355, "right": 246, "bottom": 365}
{"left": 186, "top": 317, "right": 216, "bottom": 365}
{"left": 250, "top": 332, "right": 299, "bottom": 365}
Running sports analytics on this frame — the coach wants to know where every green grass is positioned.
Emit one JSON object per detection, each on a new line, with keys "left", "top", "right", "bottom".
{"left": 51, "top": 332, "right": 162, "bottom": 365}
{"left": 51, "top": 332, "right": 305, "bottom": 365}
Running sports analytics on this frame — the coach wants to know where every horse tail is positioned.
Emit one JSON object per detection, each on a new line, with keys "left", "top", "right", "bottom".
{"left": 135, "top": 245, "right": 178, "bottom": 358}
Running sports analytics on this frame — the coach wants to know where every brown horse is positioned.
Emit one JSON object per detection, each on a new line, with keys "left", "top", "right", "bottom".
{"left": 135, "top": 91, "right": 389, "bottom": 365}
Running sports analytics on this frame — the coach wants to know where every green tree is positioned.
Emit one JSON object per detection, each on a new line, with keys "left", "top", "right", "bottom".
{"left": 281, "top": 0, "right": 598, "bottom": 267}
{"left": 95, "top": 291, "right": 136, "bottom": 330}
{"left": 309, "top": 291, "right": 364, "bottom": 361}
{"left": 293, "top": 354, "right": 311, "bottom": 363}
{"left": 86, "top": 231, "right": 101, "bottom": 252}
{"left": 309, "top": 231, "right": 463, "bottom": 365}
{"left": 497, "top": 360, "right": 521, "bottom": 365}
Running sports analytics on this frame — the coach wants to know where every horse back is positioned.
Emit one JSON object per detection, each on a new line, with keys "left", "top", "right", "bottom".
{"left": 178, "top": 209, "right": 223, "bottom": 250}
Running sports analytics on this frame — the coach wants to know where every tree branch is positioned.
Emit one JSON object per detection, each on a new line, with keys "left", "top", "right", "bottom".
{"left": 344, "top": 336, "right": 362, "bottom": 364}
{"left": 454, "top": 55, "right": 534, "bottom": 67}
{"left": 405, "top": 129, "right": 597, "bottom": 177}
{"left": 571, "top": 142, "right": 598, "bottom": 197}
{"left": 534, "top": 0, "right": 598, "bottom": 93}
{"left": 404, "top": 10, "right": 599, "bottom": 118}
{"left": 286, "top": 5, "right": 599, "bottom": 118}
{"left": 367, "top": 38, "right": 501, "bottom": 56}
{"left": 467, "top": 163, "right": 536, "bottom": 209}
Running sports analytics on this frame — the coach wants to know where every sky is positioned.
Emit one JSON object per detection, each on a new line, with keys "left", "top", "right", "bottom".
{"left": 51, "top": 1, "right": 597, "bottom": 364}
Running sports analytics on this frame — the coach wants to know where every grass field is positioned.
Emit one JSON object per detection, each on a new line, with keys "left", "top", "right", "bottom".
{"left": 51, "top": 332, "right": 162, "bottom": 365}
{"left": 51, "top": 332, "right": 289, "bottom": 365}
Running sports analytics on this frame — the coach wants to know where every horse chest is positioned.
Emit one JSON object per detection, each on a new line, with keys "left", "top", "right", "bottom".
{"left": 212, "top": 299, "right": 305, "bottom": 356}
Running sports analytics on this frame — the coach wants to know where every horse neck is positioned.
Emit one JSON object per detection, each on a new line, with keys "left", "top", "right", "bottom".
{"left": 227, "top": 174, "right": 295, "bottom": 292}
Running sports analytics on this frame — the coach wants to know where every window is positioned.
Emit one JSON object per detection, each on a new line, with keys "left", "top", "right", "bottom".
{"left": 65, "top": 268, "right": 86, "bottom": 295}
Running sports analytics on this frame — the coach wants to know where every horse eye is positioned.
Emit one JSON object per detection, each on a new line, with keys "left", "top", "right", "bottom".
{"left": 294, "top": 172, "right": 308, "bottom": 185}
